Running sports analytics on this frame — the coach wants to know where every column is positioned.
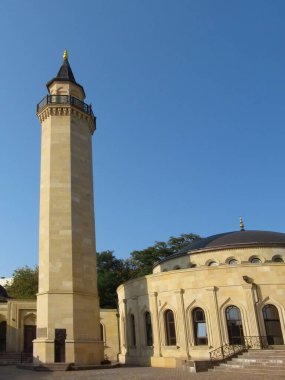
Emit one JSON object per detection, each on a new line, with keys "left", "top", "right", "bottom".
{"left": 150, "top": 292, "right": 161, "bottom": 357}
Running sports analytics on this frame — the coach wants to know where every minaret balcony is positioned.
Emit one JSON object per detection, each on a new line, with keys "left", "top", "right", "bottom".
{"left": 37, "top": 95, "right": 96, "bottom": 124}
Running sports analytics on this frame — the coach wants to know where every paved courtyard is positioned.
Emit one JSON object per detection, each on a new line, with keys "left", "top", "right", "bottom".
{"left": 0, "top": 366, "right": 284, "bottom": 380}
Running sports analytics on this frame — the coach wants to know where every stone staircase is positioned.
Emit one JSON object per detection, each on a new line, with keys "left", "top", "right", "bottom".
{"left": 210, "top": 349, "right": 285, "bottom": 376}
{"left": 34, "top": 363, "right": 72, "bottom": 371}
{"left": 0, "top": 352, "right": 33, "bottom": 365}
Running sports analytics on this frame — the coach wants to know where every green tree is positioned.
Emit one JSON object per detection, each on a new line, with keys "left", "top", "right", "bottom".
{"left": 5, "top": 266, "right": 38, "bottom": 299}
{"left": 129, "top": 233, "right": 200, "bottom": 277}
{"left": 97, "top": 251, "right": 132, "bottom": 308}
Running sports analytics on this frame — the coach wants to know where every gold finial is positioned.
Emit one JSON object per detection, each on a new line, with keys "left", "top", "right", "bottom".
{"left": 63, "top": 49, "right": 69, "bottom": 60}
{"left": 240, "top": 216, "right": 245, "bottom": 231}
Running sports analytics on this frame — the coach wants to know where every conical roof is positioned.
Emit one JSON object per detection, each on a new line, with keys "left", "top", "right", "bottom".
{"left": 53, "top": 57, "right": 76, "bottom": 83}
{"left": 46, "top": 50, "right": 85, "bottom": 96}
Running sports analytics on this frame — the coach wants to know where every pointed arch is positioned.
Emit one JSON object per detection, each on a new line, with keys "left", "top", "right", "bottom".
{"left": 220, "top": 299, "right": 249, "bottom": 343}
{"left": 185, "top": 300, "right": 211, "bottom": 347}
{"left": 23, "top": 312, "right": 36, "bottom": 325}
{"left": 192, "top": 307, "right": 208, "bottom": 345}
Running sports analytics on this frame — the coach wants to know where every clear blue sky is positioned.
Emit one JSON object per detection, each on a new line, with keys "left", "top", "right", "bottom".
{"left": 1, "top": 0, "right": 285, "bottom": 276}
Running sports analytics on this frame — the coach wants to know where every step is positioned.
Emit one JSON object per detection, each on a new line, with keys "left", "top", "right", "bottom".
{"left": 210, "top": 349, "right": 285, "bottom": 375}
{"left": 232, "top": 358, "right": 285, "bottom": 364}
{"left": 35, "top": 363, "right": 72, "bottom": 371}
{"left": 244, "top": 350, "right": 285, "bottom": 355}
{"left": 220, "top": 363, "right": 285, "bottom": 369}
{"left": 0, "top": 353, "right": 32, "bottom": 365}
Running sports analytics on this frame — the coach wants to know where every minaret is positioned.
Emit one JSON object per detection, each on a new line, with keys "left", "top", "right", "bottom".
{"left": 33, "top": 51, "right": 103, "bottom": 365}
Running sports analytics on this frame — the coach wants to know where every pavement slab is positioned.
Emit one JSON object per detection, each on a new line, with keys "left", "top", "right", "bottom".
{"left": 0, "top": 366, "right": 284, "bottom": 380}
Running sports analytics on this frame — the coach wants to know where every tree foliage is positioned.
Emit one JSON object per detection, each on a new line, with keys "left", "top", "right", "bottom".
{"left": 97, "top": 251, "right": 132, "bottom": 308}
{"left": 5, "top": 233, "right": 200, "bottom": 307}
{"left": 5, "top": 266, "right": 38, "bottom": 299}
{"left": 129, "top": 233, "right": 200, "bottom": 277}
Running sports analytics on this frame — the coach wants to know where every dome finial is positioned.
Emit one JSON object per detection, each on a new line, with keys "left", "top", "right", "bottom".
{"left": 240, "top": 216, "right": 245, "bottom": 231}
{"left": 63, "top": 49, "right": 69, "bottom": 60}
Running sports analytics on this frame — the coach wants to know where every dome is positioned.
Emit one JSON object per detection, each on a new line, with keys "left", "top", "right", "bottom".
{"left": 155, "top": 230, "right": 285, "bottom": 266}
{"left": 0, "top": 285, "right": 9, "bottom": 299}
{"left": 180, "top": 230, "right": 285, "bottom": 253}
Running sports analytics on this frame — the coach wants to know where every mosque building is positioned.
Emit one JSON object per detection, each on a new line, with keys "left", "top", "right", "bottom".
{"left": 0, "top": 53, "right": 284, "bottom": 370}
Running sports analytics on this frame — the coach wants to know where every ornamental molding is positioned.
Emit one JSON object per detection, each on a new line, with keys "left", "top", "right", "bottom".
{"left": 37, "top": 105, "right": 95, "bottom": 134}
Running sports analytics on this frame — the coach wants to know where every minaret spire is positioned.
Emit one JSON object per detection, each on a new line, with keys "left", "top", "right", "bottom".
{"left": 240, "top": 216, "right": 245, "bottom": 231}
{"left": 63, "top": 49, "right": 69, "bottom": 60}
{"left": 46, "top": 50, "right": 86, "bottom": 97}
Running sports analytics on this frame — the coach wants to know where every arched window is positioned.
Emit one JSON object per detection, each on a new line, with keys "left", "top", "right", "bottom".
{"left": 250, "top": 257, "right": 261, "bottom": 264}
{"left": 129, "top": 314, "right": 136, "bottom": 347}
{"left": 226, "top": 306, "right": 244, "bottom": 345}
{"left": 145, "top": 312, "right": 153, "bottom": 346}
{"left": 208, "top": 261, "right": 218, "bottom": 267}
{"left": 262, "top": 304, "right": 284, "bottom": 345}
{"left": 164, "top": 309, "right": 176, "bottom": 346}
{"left": 272, "top": 256, "right": 284, "bottom": 263}
{"left": 192, "top": 308, "right": 208, "bottom": 345}
{"left": 100, "top": 323, "right": 104, "bottom": 342}
{"left": 228, "top": 259, "right": 238, "bottom": 265}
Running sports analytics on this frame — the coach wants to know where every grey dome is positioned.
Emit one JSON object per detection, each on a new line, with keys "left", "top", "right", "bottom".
{"left": 179, "top": 230, "right": 285, "bottom": 254}
{"left": 155, "top": 230, "right": 285, "bottom": 266}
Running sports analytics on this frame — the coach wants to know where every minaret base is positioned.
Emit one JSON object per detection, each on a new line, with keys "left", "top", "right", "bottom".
{"left": 33, "top": 339, "right": 104, "bottom": 365}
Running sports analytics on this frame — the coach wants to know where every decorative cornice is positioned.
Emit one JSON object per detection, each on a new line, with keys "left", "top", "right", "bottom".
{"left": 205, "top": 286, "right": 217, "bottom": 292}
{"left": 242, "top": 284, "right": 253, "bottom": 290}
{"left": 37, "top": 105, "right": 96, "bottom": 134}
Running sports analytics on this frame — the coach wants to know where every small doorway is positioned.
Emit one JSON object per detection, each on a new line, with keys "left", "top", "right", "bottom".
{"left": 263, "top": 304, "right": 284, "bottom": 345}
{"left": 226, "top": 305, "right": 244, "bottom": 345}
{"left": 24, "top": 325, "right": 36, "bottom": 353}
{"left": 0, "top": 321, "right": 6, "bottom": 352}
{"left": 54, "top": 329, "right": 66, "bottom": 362}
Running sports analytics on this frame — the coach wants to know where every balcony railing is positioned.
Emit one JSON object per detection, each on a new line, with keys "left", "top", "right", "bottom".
{"left": 37, "top": 95, "right": 95, "bottom": 123}
{"left": 210, "top": 336, "right": 270, "bottom": 362}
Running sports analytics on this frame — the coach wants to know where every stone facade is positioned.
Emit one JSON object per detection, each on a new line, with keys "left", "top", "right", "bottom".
{"left": 0, "top": 302, "right": 119, "bottom": 362}
{"left": 118, "top": 239, "right": 285, "bottom": 367}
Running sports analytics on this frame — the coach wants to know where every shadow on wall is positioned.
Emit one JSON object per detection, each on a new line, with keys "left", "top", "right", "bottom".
{"left": 119, "top": 277, "right": 154, "bottom": 366}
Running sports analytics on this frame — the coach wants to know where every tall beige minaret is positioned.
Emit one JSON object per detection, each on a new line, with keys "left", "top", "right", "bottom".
{"left": 33, "top": 50, "right": 103, "bottom": 365}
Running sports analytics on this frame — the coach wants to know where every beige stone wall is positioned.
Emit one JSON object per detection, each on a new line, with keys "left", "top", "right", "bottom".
{"left": 34, "top": 79, "right": 103, "bottom": 364}
{"left": 2, "top": 300, "right": 119, "bottom": 360}
{"left": 118, "top": 248, "right": 285, "bottom": 367}
{"left": 4, "top": 300, "right": 36, "bottom": 352}
{"left": 100, "top": 309, "right": 120, "bottom": 361}
{"left": 153, "top": 246, "right": 285, "bottom": 273}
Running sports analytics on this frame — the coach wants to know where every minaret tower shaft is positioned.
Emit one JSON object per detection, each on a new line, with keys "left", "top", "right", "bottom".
{"left": 33, "top": 51, "right": 103, "bottom": 365}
